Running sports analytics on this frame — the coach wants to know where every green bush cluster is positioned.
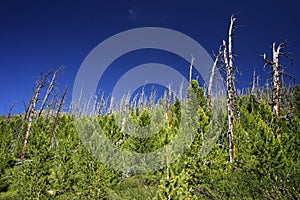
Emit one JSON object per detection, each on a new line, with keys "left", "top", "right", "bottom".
{"left": 0, "top": 82, "right": 299, "bottom": 199}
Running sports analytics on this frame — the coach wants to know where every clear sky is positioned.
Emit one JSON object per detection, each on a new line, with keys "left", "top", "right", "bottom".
{"left": 0, "top": 0, "right": 299, "bottom": 115}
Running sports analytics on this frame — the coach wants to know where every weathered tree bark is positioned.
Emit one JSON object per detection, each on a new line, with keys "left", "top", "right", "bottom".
{"left": 20, "top": 77, "right": 45, "bottom": 161}
{"left": 107, "top": 96, "right": 114, "bottom": 115}
{"left": 222, "top": 15, "right": 239, "bottom": 162}
{"left": 251, "top": 69, "right": 256, "bottom": 94}
{"left": 272, "top": 43, "right": 282, "bottom": 117}
{"left": 92, "top": 93, "right": 99, "bottom": 118}
{"left": 45, "top": 96, "right": 56, "bottom": 122}
{"left": 189, "top": 55, "right": 195, "bottom": 85}
{"left": 149, "top": 88, "right": 157, "bottom": 111}
{"left": 120, "top": 92, "right": 130, "bottom": 133}
{"left": 49, "top": 86, "right": 68, "bottom": 148}
{"left": 165, "top": 85, "right": 173, "bottom": 200}
{"left": 166, "top": 84, "right": 173, "bottom": 127}
{"left": 263, "top": 42, "right": 289, "bottom": 118}
{"left": 138, "top": 86, "right": 146, "bottom": 112}
{"left": 76, "top": 87, "right": 83, "bottom": 116}
{"left": 97, "top": 91, "right": 106, "bottom": 117}
{"left": 36, "top": 67, "right": 63, "bottom": 121}
{"left": 228, "top": 16, "right": 240, "bottom": 122}
{"left": 223, "top": 40, "right": 235, "bottom": 162}
{"left": 6, "top": 102, "right": 16, "bottom": 124}
{"left": 68, "top": 101, "right": 73, "bottom": 114}
{"left": 24, "top": 101, "right": 32, "bottom": 122}
{"left": 207, "top": 47, "right": 222, "bottom": 109}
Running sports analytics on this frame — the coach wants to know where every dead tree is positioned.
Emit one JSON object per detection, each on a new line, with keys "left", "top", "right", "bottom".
{"left": 166, "top": 84, "right": 173, "bottom": 127}
{"left": 263, "top": 42, "right": 293, "bottom": 118}
{"left": 91, "top": 94, "right": 99, "bottom": 118}
{"left": 222, "top": 16, "right": 239, "bottom": 162}
{"left": 138, "top": 85, "right": 146, "bottom": 112}
{"left": 207, "top": 46, "right": 222, "bottom": 109}
{"left": 120, "top": 92, "right": 130, "bottom": 133}
{"left": 165, "top": 85, "right": 173, "bottom": 196}
{"left": 44, "top": 96, "right": 57, "bottom": 122}
{"left": 149, "top": 88, "right": 157, "bottom": 111}
{"left": 20, "top": 74, "right": 46, "bottom": 161}
{"left": 228, "top": 16, "right": 240, "bottom": 122}
{"left": 97, "top": 91, "right": 106, "bottom": 117}
{"left": 251, "top": 69, "right": 256, "bottom": 94}
{"left": 49, "top": 86, "right": 69, "bottom": 148}
{"left": 36, "top": 66, "right": 64, "bottom": 121}
{"left": 223, "top": 40, "right": 235, "bottom": 162}
{"left": 75, "top": 87, "right": 83, "bottom": 116}
{"left": 107, "top": 96, "right": 114, "bottom": 116}
{"left": 189, "top": 55, "right": 195, "bottom": 85}
{"left": 68, "top": 101, "right": 73, "bottom": 114}
{"left": 6, "top": 102, "right": 16, "bottom": 124}
{"left": 86, "top": 93, "right": 95, "bottom": 116}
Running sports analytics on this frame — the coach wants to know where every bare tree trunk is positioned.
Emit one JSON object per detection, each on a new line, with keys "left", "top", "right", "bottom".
{"left": 45, "top": 96, "right": 56, "bottom": 122}
{"left": 223, "top": 40, "right": 235, "bottom": 162}
{"left": 97, "top": 92, "right": 106, "bottom": 117}
{"left": 266, "top": 82, "right": 271, "bottom": 102}
{"left": 68, "top": 101, "right": 73, "bottom": 114}
{"left": 107, "top": 96, "right": 114, "bottom": 115}
{"left": 149, "top": 88, "right": 157, "bottom": 111}
{"left": 36, "top": 67, "right": 63, "bottom": 121}
{"left": 138, "top": 86, "right": 146, "bottom": 112}
{"left": 165, "top": 85, "right": 172, "bottom": 199}
{"left": 256, "top": 75, "right": 261, "bottom": 102}
{"left": 49, "top": 86, "right": 68, "bottom": 148}
{"left": 263, "top": 42, "right": 289, "bottom": 118}
{"left": 251, "top": 69, "right": 256, "bottom": 94}
{"left": 20, "top": 77, "right": 45, "bottom": 161}
{"left": 120, "top": 92, "right": 130, "bottom": 133}
{"left": 166, "top": 84, "right": 173, "bottom": 127}
{"left": 24, "top": 100, "right": 32, "bottom": 122}
{"left": 92, "top": 94, "right": 99, "bottom": 118}
{"left": 6, "top": 102, "right": 16, "bottom": 124}
{"left": 189, "top": 55, "right": 195, "bottom": 85}
{"left": 207, "top": 47, "right": 222, "bottom": 109}
{"left": 228, "top": 16, "right": 240, "bottom": 122}
{"left": 272, "top": 43, "right": 281, "bottom": 118}
{"left": 76, "top": 87, "right": 83, "bottom": 116}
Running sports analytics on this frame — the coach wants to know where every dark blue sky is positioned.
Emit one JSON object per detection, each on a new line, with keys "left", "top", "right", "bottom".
{"left": 0, "top": 0, "right": 299, "bottom": 115}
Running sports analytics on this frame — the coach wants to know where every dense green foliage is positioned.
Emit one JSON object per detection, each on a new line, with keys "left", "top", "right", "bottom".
{"left": 0, "top": 82, "right": 299, "bottom": 199}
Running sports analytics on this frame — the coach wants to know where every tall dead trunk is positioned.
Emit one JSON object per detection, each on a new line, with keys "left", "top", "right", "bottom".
{"left": 189, "top": 55, "right": 195, "bottom": 85}
{"left": 263, "top": 42, "right": 289, "bottom": 118}
{"left": 272, "top": 43, "right": 281, "bottom": 118}
{"left": 207, "top": 47, "right": 222, "bottom": 109}
{"left": 24, "top": 101, "right": 32, "bottom": 122}
{"left": 228, "top": 16, "right": 240, "bottom": 122}
{"left": 92, "top": 94, "right": 99, "bottom": 118}
{"left": 107, "top": 96, "right": 114, "bottom": 115}
{"left": 97, "top": 92, "right": 106, "bottom": 117}
{"left": 223, "top": 40, "right": 235, "bottom": 162}
{"left": 120, "top": 92, "right": 130, "bottom": 133}
{"left": 166, "top": 84, "right": 173, "bottom": 127}
{"left": 165, "top": 85, "right": 172, "bottom": 198}
{"left": 36, "top": 67, "right": 63, "bottom": 121}
{"left": 149, "top": 88, "right": 157, "bottom": 111}
{"left": 222, "top": 16, "right": 239, "bottom": 162}
{"left": 76, "top": 87, "right": 83, "bottom": 116}
{"left": 44, "top": 96, "right": 56, "bottom": 122}
{"left": 251, "top": 69, "right": 256, "bottom": 94}
{"left": 49, "top": 86, "right": 68, "bottom": 148}
{"left": 6, "top": 102, "right": 16, "bottom": 124}
{"left": 20, "top": 77, "right": 45, "bottom": 161}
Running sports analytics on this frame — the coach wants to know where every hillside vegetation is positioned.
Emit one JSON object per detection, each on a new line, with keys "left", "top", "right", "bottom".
{"left": 0, "top": 82, "right": 299, "bottom": 199}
